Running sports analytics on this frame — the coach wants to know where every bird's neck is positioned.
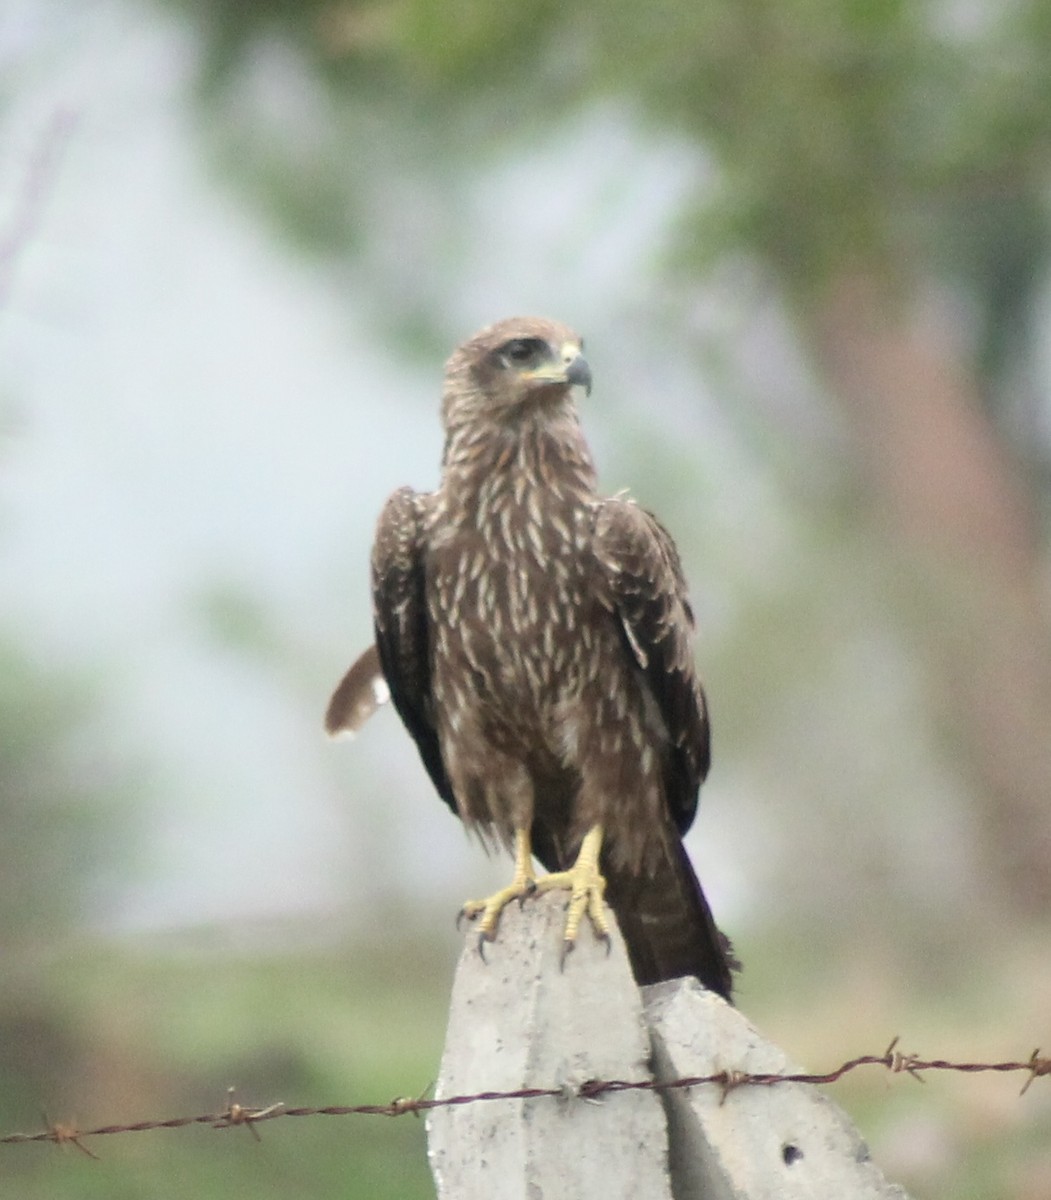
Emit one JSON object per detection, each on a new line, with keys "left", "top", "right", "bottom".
{"left": 440, "top": 409, "right": 598, "bottom": 511}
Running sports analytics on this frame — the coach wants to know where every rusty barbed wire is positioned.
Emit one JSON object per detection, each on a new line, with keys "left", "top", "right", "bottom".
{"left": 2, "top": 1040, "right": 1047, "bottom": 1156}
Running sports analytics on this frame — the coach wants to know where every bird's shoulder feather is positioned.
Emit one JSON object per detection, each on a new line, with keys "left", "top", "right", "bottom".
{"left": 590, "top": 496, "right": 710, "bottom": 831}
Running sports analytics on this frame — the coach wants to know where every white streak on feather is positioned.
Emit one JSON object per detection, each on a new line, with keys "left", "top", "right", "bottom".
{"left": 526, "top": 519, "right": 544, "bottom": 561}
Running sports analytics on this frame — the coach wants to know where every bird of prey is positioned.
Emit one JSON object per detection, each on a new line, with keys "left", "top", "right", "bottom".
{"left": 326, "top": 317, "right": 735, "bottom": 998}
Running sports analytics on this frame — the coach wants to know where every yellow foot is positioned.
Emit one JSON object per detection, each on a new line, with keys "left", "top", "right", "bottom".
{"left": 459, "top": 874, "right": 536, "bottom": 950}
{"left": 458, "top": 828, "right": 536, "bottom": 957}
{"left": 533, "top": 826, "right": 611, "bottom": 968}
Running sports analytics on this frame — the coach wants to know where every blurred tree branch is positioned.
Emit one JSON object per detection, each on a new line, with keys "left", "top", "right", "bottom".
{"left": 812, "top": 271, "right": 1051, "bottom": 908}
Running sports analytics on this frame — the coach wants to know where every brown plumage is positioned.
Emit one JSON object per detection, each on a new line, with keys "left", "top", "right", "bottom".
{"left": 325, "top": 643, "right": 388, "bottom": 737}
{"left": 328, "top": 316, "right": 736, "bottom": 998}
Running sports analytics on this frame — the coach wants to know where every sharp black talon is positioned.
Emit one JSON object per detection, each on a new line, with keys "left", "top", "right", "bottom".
{"left": 600, "top": 934, "right": 612, "bottom": 958}
{"left": 477, "top": 934, "right": 488, "bottom": 963}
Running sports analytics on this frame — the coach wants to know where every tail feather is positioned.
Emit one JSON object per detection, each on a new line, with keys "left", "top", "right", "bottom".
{"left": 325, "top": 644, "right": 389, "bottom": 737}
{"left": 604, "top": 837, "right": 736, "bottom": 999}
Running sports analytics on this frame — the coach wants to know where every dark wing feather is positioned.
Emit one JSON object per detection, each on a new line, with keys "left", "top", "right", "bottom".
{"left": 371, "top": 487, "right": 455, "bottom": 811}
{"left": 591, "top": 497, "right": 733, "bottom": 997}
{"left": 591, "top": 497, "right": 710, "bottom": 835}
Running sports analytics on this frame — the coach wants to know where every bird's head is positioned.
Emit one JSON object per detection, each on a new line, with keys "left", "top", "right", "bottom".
{"left": 441, "top": 317, "right": 592, "bottom": 434}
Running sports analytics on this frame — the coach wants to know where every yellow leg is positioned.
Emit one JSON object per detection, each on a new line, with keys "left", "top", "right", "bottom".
{"left": 459, "top": 828, "right": 536, "bottom": 946}
{"left": 532, "top": 825, "right": 610, "bottom": 964}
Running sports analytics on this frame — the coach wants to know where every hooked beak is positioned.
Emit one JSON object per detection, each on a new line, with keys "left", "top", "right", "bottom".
{"left": 522, "top": 345, "right": 592, "bottom": 396}
{"left": 563, "top": 352, "right": 592, "bottom": 396}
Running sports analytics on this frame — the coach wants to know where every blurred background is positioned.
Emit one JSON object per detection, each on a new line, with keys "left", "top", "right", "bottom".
{"left": 2, "top": 0, "right": 1051, "bottom": 1195}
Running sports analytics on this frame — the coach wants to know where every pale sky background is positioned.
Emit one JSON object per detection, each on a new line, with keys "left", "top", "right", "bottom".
{"left": 1, "top": 0, "right": 780, "bottom": 934}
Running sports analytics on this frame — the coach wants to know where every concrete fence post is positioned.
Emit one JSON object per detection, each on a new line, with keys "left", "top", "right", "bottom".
{"left": 427, "top": 892, "right": 673, "bottom": 1199}
{"left": 644, "top": 978, "right": 910, "bottom": 1199}
{"left": 427, "top": 892, "right": 910, "bottom": 1199}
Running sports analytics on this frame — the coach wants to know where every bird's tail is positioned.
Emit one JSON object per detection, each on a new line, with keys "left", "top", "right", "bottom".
{"left": 604, "top": 835, "right": 737, "bottom": 999}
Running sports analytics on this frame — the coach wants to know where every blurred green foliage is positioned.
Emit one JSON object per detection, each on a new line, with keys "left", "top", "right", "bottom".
{"left": 165, "top": 0, "right": 1051, "bottom": 383}
{"left": 0, "top": 642, "right": 128, "bottom": 944}
{"left": 145, "top": 0, "right": 1051, "bottom": 538}
{"left": 0, "top": 936, "right": 449, "bottom": 1200}
{"left": 0, "top": 640, "right": 135, "bottom": 1170}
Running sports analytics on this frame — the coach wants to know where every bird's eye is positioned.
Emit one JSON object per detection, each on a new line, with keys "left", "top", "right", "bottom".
{"left": 500, "top": 337, "right": 546, "bottom": 367}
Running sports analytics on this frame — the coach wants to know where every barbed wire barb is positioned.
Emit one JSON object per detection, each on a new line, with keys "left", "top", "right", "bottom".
{"left": 41, "top": 1112, "right": 99, "bottom": 1161}
{"left": 882, "top": 1035, "right": 924, "bottom": 1083}
{"left": 387, "top": 1081, "right": 434, "bottom": 1118}
{"left": 212, "top": 1088, "right": 285, "bottom": 1142}
{"left": 1021, "top": 1048, "right": 1049, "bottom": 1097}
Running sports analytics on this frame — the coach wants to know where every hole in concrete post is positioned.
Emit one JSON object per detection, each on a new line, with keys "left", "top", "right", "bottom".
{"left": 782, "top": 1143, "right": 803, "bottom": 1165}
